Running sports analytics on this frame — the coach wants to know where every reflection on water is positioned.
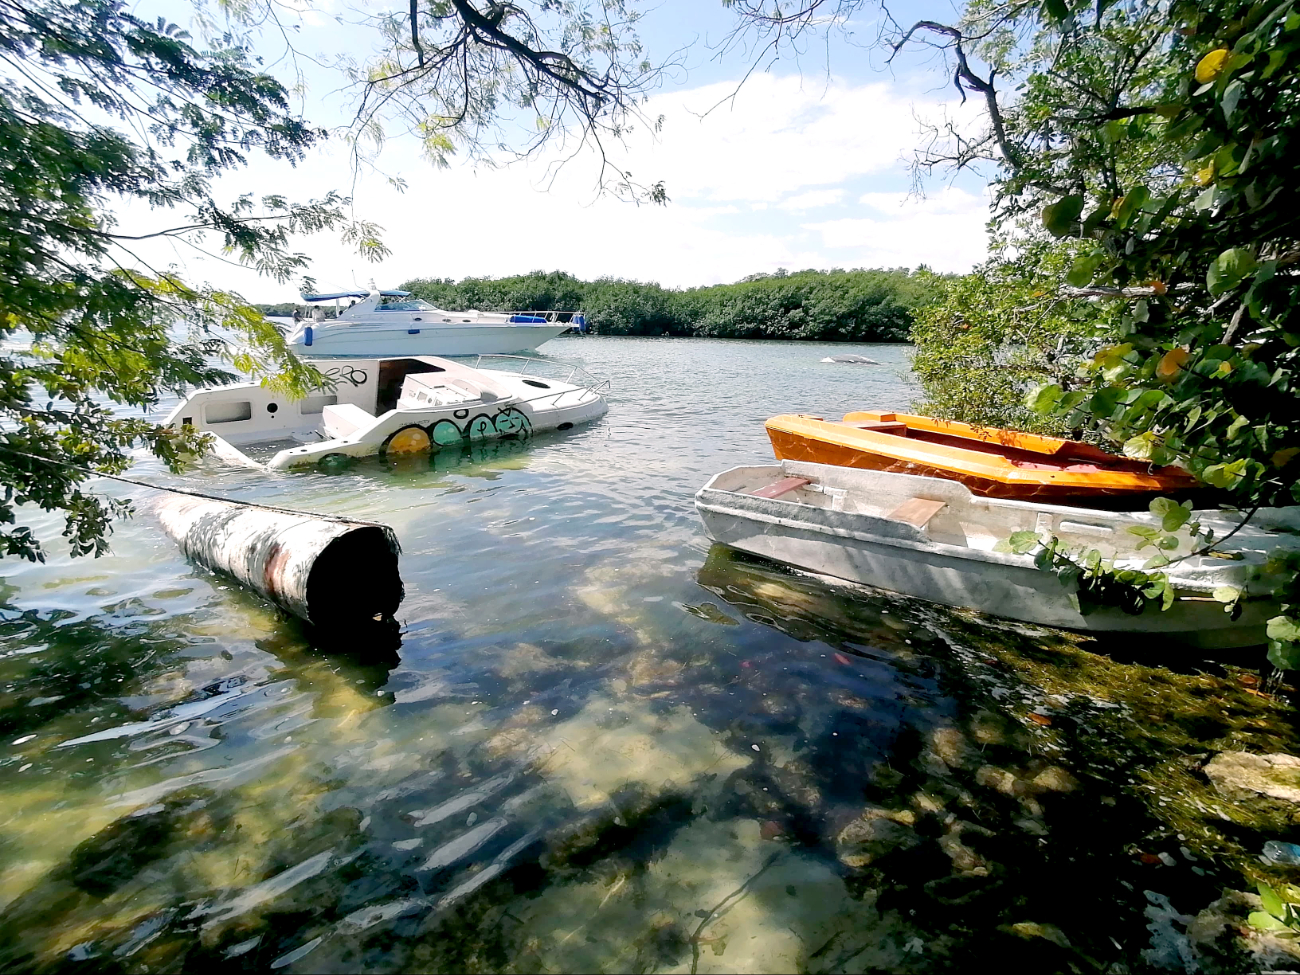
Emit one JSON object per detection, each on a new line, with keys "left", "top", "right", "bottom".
{"left": 1, "top": 337, "right": 1298, "bottom": 972}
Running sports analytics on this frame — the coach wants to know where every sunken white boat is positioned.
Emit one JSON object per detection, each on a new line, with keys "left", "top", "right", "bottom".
{"left": 285, "top": 289, "right": 577, "bottom": 357}
{"left": 695, "top": 460, "right": 1300, "bottom": 649}
{"left": 165, "top": 354, "right": 608, "bottom": 470}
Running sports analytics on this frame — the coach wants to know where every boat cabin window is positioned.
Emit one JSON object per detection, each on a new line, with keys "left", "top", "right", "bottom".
{"left": 376, "top": 358, "right": 445, "bottom": 413}
{"left": 205, "top": 400, "right": 252, "bottom": 424}
{"left": 376, "top": 298, "right": 437, "bottom": 312}
{"left": 299, "top": 394, "right": 338, "bottom": 415}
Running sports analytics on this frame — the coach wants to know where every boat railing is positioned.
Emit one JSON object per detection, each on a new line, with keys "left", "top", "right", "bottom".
{"left": 467, "top": 353, "right": 589, "bottom": 385}
{"left": 508, "top": 310, "right": 582, "bottom": 324}
{"left": 467, "top": 353, "right": 609, "bottom": 403}
{"left": 508, "top": 376, "right": 611, "bottom": 411}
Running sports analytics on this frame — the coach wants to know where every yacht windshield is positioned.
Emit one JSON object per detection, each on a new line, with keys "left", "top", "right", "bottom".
{"left": 376, "top": 299, "right": 436, "bottom": 312}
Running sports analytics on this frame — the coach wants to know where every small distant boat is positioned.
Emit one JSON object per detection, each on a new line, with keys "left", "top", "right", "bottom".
{"left": 695, "top": 461, "right": 1299, "bottom": 648}
{"left": 766, "top": 411, "right": 1199, "bottom": 504}
{"left": 285, "top": 288, "right": 580, "bottom": 358}
{"left": 165, "top": 354, "right": 607, "bottom": 470}
{"left": 820, "top": 354, "right": 879, "bottom": 364}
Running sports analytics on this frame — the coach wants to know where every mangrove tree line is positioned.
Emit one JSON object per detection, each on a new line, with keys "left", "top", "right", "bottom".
{"left": 401, "top": 267, "right": 935, "bottom": 341}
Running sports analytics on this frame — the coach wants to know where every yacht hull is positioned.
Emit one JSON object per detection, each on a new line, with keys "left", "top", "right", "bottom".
{"left": 288, "top": 322, "right": 570, "bottom": 357}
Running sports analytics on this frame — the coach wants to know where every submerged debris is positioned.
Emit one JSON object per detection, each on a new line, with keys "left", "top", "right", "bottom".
{"left": 819, "top": 354, "right": 880, "bottom": 365}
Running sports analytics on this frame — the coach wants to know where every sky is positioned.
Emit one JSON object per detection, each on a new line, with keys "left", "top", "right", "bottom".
{"left": 131, "top": 0, "right": 994, "bottom": 301}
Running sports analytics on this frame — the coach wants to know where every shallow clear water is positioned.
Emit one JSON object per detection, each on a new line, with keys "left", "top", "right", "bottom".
{"left": 1, "top": 337, "right": 1298, "bottom": 973}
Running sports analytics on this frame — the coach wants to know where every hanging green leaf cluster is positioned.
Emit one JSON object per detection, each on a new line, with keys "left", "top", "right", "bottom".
{"left": 0, "top": 0, "right": 390, "bottom": 561}
{"left": 1021, "top": 0, "right": 1300, "bottom": 511}
{"left": 993, "top": 497, "right": 1232, "bottom": 618}
{"left": 992, "top": 0, "right": 1300, "bottom": 663}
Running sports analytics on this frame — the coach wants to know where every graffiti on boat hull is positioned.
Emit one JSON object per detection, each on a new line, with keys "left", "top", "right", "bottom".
{"left": 380, "top": 406, "right": 533, "bottom": 456}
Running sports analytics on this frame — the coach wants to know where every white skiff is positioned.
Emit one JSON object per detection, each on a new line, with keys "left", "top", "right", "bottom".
{"left": 695, "top": 460, "right": 1300, "bottom": 648}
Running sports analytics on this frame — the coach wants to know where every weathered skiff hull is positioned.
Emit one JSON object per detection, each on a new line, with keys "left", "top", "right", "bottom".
{"left": 695, "top": 465, "right": 1286, "bottom": 650}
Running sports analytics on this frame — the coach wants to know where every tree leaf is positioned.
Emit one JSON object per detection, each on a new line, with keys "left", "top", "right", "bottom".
{"left": 1195, "top": 48, "right": 1231, "bottom": 84}
{"left": 1161, "top": 505, "right": 1190, "bottom": 531}
{"left": 1221, "top": 79, "right": 1244, "bottom": 121}
{"left": 1249, "top": 911, "right": 1292, "bottom": 932}
{"left": 1207, "top": 247, "right": 1258, "bottom": 295}
{"left": 1273, "top": 447, "right": 1300, "bottom": 469}
{"left": 1124, "top": 432, "right": 1158, "bottom": 460}
{"left": 1157, "top": 347, "right": 1189, "bottom": 381}
{"left": 1042, "top": 195, "right": 1085, "bottom": 237}
{"left": 1041, "top": 0, "right": 1069, "bottom": 23}
{"left": 1202, "top": 460, "right": 1247, "bottom": 488}
{"left": 1087, "top": 387, "right": 1122, "bottom": 419}
{"left": 1025, "top": 383, "right": 1064, "bottom": 413}
{"left": 1267, "top": 615, "right": 1300, "bottom": 644}
{"left": 1269, "top": 640, "right": 1300, "bottom": 671}
{"left": 1008, "top": 530, "right": 1041, "bottom": 555}
{"left": 1149, "top": 497, "right": 1178, "bottom": 517}
{"left": 1115, "top": 186, "right": 1149, "bottom": 228}
{"left": 1260, "top": 884, "right": 1288, "bottom": 919}
{"left": 1067, "top": 253, "right": 1103, "bottom": 286}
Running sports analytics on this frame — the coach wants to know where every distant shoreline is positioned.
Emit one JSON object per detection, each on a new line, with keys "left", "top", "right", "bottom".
{"left": 551, "top": 332, "right": 915, "bottom": 346}
{"left": 256, "top": 267, "right": 939, "bottom": 344}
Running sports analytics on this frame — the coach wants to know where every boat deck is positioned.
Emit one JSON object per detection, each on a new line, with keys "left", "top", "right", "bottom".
{"left": 718, "top": 467, "right": 1005, "bottom": 552}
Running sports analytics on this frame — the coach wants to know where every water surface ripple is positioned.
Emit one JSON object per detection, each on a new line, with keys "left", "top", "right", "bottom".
{"left": 1, "top": 337, "right": 1297, "bottom": 973}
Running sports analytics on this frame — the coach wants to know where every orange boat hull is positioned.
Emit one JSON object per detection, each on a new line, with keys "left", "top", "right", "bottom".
{"left": 766, "top": 411, "right": 1199, "bottom": 502}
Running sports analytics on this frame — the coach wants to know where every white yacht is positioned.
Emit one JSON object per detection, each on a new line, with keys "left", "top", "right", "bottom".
{"left": 284, "top": 289, "right": 579, "bottom": 357}
{"left": 165, "top": 354, "right": 608, "bottom": 470}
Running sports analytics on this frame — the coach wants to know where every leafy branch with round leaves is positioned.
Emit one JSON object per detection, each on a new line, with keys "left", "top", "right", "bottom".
{"left": 993, "top": 495, "right": 1230, "bottom": 618}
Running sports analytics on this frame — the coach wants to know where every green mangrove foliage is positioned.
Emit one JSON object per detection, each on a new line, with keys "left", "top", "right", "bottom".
{"left": 1007, "top": 0, "right": 1300, "bottom": 665}
{"left": 911, "top": 241, "right": 1121, "bottom": 437}
{"left": 402, "top": 267, "right": 936, "bottom": 341}
{"left": 996, "top": 498, "right": 1228, "bottom": 618}
{"left": 875, "top": 0, "right": 1300, "bottom": 663}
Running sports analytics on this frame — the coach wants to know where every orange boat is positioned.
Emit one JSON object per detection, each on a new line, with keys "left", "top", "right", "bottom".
{"left": 765, "top": 411, "right": 1200, "bottom": 503}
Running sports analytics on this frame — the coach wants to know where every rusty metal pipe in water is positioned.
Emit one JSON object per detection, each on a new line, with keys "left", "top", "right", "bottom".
{"left": 153, "top": 494, "right": 403, "bottom": 628}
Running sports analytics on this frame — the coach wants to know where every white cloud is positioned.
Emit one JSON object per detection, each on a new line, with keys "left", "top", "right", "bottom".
{"left": 858, "top": 186, "right": 987, "bottom": 215}
{"left": 805, "top": 186, "right": 991, "bottom": 271}
{"left": 635, "top": 74, "right": 951, "bottom": 204}
{"left": 777, "top": 188, "right": 846, "bottom": 210}
{"left": 113, "top": 73, "right": 992, "bottom": 298}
